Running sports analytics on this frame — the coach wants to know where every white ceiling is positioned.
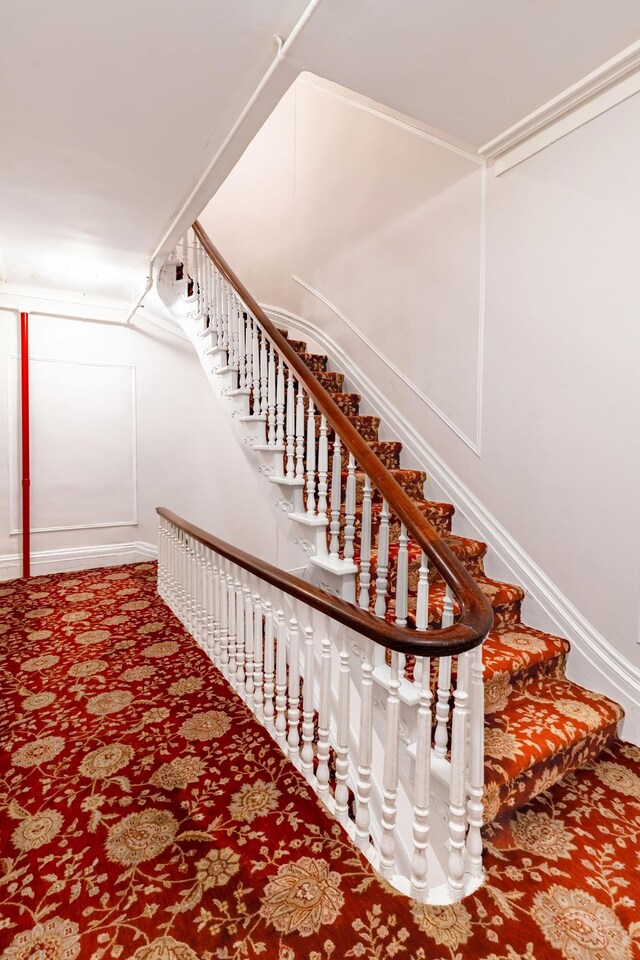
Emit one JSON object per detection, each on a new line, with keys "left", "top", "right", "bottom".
{"left": 2, "top": 0, "right": 640, "bottom": 305}
{"left": 291, "top": 0, "right": 640, "bottom": 147}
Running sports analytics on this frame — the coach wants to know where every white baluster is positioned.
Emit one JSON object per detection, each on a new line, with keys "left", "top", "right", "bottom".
{"left": 222, "top": 280, "right": 229, "bottom": 352}
{"left": 395, "top": 524, "right": 409, "bottom": 628}
{"left": 252, "top": 318, "right": 261, "bottom": 416}
{"left": 355, "top": 637, "right": 373, "bottom": 849}
{"left": 344, "top": 454, "right": 356, "bottom": 561}
{"left": 226, "top": 572, "right": 236, "bottom": 683}
{"left": 379, "top": 649, "right": 400, "bottom": 879}
{"left": 358, "top": 476, "right": 372, "bottom": 609}
{"left": 305, "top": 397, "right": 316, "bottom": 516}
{"left": 245, "top": 315, "right": 254, "bottom": 401}
{"left": 334, "top": 633, "right": 350, "bottom": 823}
{"left": 285, "top": 367, "right": 295, "bottom": 480}
{"left": 267, "top": 340, "right": 276, "bottom": 445}
{"left": 375, "top": 500, "right": 390, "bottom": 618}
{"left": 329, "top": 435, "right": 342, "bottom": 558}
{"left": 315, "top": 625, "right": 332, "bottom": 801}
{"left": 287, "top": 618, "right": 301, "bottom": 762}
{"left": 416, "top": 553, "right": 429, "bottom": 631}
{"left": 219, "top": 562, "right": 229, "bottom": 677}
{"left": 212, "top": 561, "right": 221, "bottom": 665}
{"left": 260, "top": 328, "right": 268, "bottom": 418}
{"left": 182, "top": 233, "right": 189, "bottom": 282}
{"left": 317, "top": 415, "right": 328, "bottom": 522}
{"left": 300, "top": 625, "right": 315, "bottom": 779}
{"left": 295, "top": 383, "right": 305, "bottom": 480}
{"left": 211, "top": 261, "right": 218, "bottom": 339}
{"left": 234, "top": 579, "right": 246, "bottom": 698}
{"left": 244, "top": 587, "right": 255, "bottom": 708}
{"left": 434, "top": 585, "right": 454, "bottom": 759}
{"left": 230, "top": 292, "right": 239, "bottom": 371}
{"left": 237, "top": 300, "right": 247, "bottom": 390}
{"left": 466, "top": 645, "right": 484, "bottom": 878}
{"left": 275, "top": 353, "right": 285, "bottom": 446}
{"left": 410, "top": 655, "right": 432, "bottom": 899}
{"left": 253, "top": 593, "right": 264, "bottom": 722}
{"left": 274, "top": 606, "right": 288, "bottom": 748}
{"left": 263, "top": 601, "right": 275, "bottom": 731}
{"left": 206, "top": 549, "right": 215, "bottom": 659}
{"left": 448, "top": 652, "right": 470, "bottom": 898}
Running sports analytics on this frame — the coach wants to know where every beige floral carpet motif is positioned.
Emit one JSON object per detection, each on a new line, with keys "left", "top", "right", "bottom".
{"left": 0, "top": 564, "right": 639, "bottom": 959}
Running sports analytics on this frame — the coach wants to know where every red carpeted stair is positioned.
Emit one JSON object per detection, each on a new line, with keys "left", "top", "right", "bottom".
{"left": 279, "top": 329, "right": 624, "bottom": 824}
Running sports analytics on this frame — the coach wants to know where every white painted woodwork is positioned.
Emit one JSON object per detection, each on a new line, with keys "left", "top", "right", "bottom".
{"left": 344, "top": 454, "right": 356, "bottom": 561}
{"left": 466, "top": 646, "right": 485, "bottom": 878}
{"left": 301, "top": 625, "right": 315, "bottom": 778}
{"left": 305, "top": 397, "right": 317, "bottom": 516}
{"left": 317, "top": 415, "right": 329, "bottom": 522}
{"left": 287, "top": 617, "right": 301, "bottom": 762}
{"left": 447, "top": 652, "right": 470, "bottom": 899}
{"left": 410, "top": 655, "right": 432, "bottom": 899}
{"left": 358, "top": 475, "right": 372, "bottom": 610}
{"left": 253, "top": 593, "right": 265, "bottom": 722}
{"left": 379, "top": 649, "right": 400, "bottom": 879}
{"left": 374, "top": 500, "right": 390, "bottom": 619}
{"left": 355, "top": 636, "right": 373, "bottom": 849}
{"left": 329, "top": 435, "right": 342, "bottom": 559}
{"left": 263, "top": 601, "right": 275, "bottom": 732}
{"left": 334, "top": 633, "right": 350, "bottom": 823}
{"left": 316, "top": 627, "right": 332, "bottom": 801}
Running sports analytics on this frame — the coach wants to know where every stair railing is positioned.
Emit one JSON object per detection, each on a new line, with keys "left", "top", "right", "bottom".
{"left": 160, "top": 220, "right": 494, "bottom": 902}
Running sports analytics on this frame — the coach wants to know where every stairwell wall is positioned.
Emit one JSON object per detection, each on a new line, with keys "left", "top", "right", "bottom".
{"left": 200, "top": 74, "right": 640, "bottom": 673}
{"left": 0, "top": 304, "right": 279, "bottom": 579}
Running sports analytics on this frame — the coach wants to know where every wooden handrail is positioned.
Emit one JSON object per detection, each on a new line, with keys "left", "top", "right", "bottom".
{"left": 159, "top": 507, "right": 484, "bottom": 657}
{"left": 192, "top": 219, "right": 493, "bottom": 653}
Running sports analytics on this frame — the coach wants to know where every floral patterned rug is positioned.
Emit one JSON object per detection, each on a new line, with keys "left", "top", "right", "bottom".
{"left": 1, "top": 563, "right": 639, "bottom": 960}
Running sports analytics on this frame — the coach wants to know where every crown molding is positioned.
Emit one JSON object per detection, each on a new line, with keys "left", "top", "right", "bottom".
{"left": 480, "top": 39, "right": 640, "bottom": 174}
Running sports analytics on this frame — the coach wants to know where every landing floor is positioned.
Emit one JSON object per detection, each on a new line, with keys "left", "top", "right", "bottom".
{"left": 1, "top": 564, "right": 638, "bottom": 959}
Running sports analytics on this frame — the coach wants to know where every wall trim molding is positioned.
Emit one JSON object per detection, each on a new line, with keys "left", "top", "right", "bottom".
{"left": 291, "top": 264, "right": 485, "bottom": 456}
{"left": 480, "top": 39, "right": 640, "bottom": 174}
{"left": 266, "top": 305, "right": 640, "bottom": 742}
{"left": 6, "top": 355, "right": 138, "bottom": 534}
{"left": 0, "top": 540, "right": 157, "bottom": 581}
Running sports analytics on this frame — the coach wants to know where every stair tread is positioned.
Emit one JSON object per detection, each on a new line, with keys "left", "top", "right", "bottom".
{"left": 484, "top": 676, "right": 624, "bottom": 793}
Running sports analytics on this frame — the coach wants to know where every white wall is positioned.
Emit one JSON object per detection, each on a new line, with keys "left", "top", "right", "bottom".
{"left": 201, "top": 74, "right": 640, "bottom": 669}
{"left": 0, "top": 305, "right": 278, "bottom": 577}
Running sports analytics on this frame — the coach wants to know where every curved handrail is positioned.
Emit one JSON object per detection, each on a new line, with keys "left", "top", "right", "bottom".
{"left": 192, "top": 219, "right": 494, "bottom": 653}
{"left": 160, "top": 508, "right": 483, "bottom": 657}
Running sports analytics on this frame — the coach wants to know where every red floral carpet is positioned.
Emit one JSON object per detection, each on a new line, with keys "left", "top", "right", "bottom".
{"left": 1, "top": 563, "right": 639, "bottom": 960}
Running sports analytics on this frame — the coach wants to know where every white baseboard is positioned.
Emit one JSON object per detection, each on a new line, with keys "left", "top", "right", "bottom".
{"left": 0, "top": 541, "right": 157, "bottom": 582}
{"left": 266, "top": 305, "right": 640, "bottom": 744}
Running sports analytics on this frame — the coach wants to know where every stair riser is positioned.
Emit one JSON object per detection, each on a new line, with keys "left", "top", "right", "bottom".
{"left": 486, "top": 723, "right": 620, "bottom": 823}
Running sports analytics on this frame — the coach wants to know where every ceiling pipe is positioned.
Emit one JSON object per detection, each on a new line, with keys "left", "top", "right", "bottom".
{"left": 124, "top": 0, "right": 324, "bottom": 325}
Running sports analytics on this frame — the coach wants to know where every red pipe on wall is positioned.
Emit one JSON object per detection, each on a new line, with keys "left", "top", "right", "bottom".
{"left": 20, "top": 311, "right": 30, "bottom": 579}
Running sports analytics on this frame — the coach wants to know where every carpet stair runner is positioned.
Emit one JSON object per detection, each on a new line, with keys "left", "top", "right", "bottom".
{"left": 276, "top": 328, "right": 624, "bottom": 825}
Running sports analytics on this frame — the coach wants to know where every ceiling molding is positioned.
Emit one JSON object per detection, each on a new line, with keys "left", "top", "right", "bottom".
{"left": 480, "top": 38, "right": 640, "bottom": 174}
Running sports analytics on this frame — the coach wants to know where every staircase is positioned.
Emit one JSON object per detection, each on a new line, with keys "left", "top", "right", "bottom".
{"left": 266, "top": 329, "right": 624, "bottom": 825}
{"left": 157, "top": 222, "right": 624, "bottom": 904}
